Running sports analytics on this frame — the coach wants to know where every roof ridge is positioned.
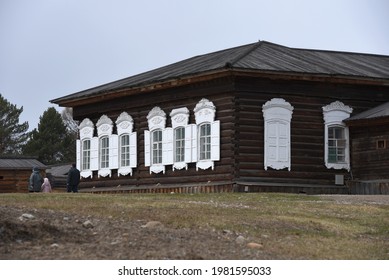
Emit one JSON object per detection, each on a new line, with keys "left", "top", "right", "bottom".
{"left": 226, "top": 41, "right": 263, "bottom": 67}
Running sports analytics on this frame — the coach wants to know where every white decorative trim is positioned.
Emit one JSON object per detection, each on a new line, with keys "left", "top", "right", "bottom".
{"left": 79, "top": 118, "right": 94, "bottom": 131}
{"left": 196, "top": 161, "right": 214, "bottom": 171}
{"left": 173, "top": 161, "right": 188, "bottom": 171}
{"left": 80, "top": 170, "right": 92, "bottom": 179}
{"left": 194, "top": 98, "right": 216, "bottom": 124}
{"left": 147, "top": 107, "right": 166, "bottom": 131}
{"left": 116, "top": 112, "right": 134, "bottom": 135}
{"left": 96, "top": 115, "right": 113, "bottom": 136}
{"left": 79, "top": 118, "right": 94, "bottom": 139}
{"left": 170, "top": 107, "right": 189, "bottom": 128}
{"left": 98, "top": 169, "right": 111, "bottom": 178}
{"left": 118, "top": 166, "right": 133, "bottom": 177}
{"left": 322, "top": 101, "right": 353, "bottom": 114}
{"left": 262, "top": 98, "right": 294, "bottom": 122}
{"left": 150, "top": 164, "right": 165, "bottom": 174}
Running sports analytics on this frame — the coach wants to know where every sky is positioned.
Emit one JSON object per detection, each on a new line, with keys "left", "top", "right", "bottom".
{"left": 1, "top": 0, "right": 388, "bottom": 131}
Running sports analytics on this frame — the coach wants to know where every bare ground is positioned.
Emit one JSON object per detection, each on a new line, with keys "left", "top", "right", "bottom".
{"left": 0, "top": 194, "right": 388, "bottom": 260}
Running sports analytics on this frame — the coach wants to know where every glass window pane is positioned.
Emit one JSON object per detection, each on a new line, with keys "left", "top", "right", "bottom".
{"left": 199, "top": 123, "right": 211, "bottom": 160}
{"left": 152, "top": 130, "right": 162, "bottom": 164}
{"left": 175, "top": 127, "right": 185, "bottom": 162}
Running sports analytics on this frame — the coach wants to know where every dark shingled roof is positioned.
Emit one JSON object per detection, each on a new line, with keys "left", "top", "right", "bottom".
{"left": 0, "top": 157, "right": 47, "bottom": 170}
{"left": 51, "top": 41, "right": 389, "bottom": 104}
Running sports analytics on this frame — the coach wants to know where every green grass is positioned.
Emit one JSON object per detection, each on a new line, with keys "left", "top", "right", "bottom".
{"left": 1, "top": 192, "right": 388, "bottom": 259}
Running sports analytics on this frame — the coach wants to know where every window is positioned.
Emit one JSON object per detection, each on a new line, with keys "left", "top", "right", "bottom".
{"left": 152, "top": 129, "right": 163, "bottom": 164}
{"left": 116, "top": 112, "right": 137, "bottom": 176}
{"left": 262, "top": 98, "right": 293, "bottom": 171}
{"left": 328, "top": 126, "right": 346, "bottom": 163}
{"left": 322, "top": 101, "right": 353, "bottom": 170}
{"left": 77, "top": 118, "right": 97, "bottom": 179}
{"left": 174, "top": 127, "right": 185, "bottom": 162}
{"left": 82, "top": 139, "right": 91, "bottom": 170}
{"left": 194, "top": 99, "right": 220, "bottom": 171}
{"left": 145, "top": 107, "right": 168, "bottom": 174}
{"left": 96, "top": 115, "right": 114, "bottom": 177}
{"left": 120, "top": 134, "right": 130, "bottom": 167}
{"left": 170, "top": 107, "right": 191, "bottom": 171}
{"left": 100, "top": 136, "right": 109, "bottom": 169}
{"left": 199, "top": 123, "right": 211, "bottom": 160}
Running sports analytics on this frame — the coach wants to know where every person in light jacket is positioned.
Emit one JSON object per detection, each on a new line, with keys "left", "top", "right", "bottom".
{"left": 67, "top": 163, "right": 80, "bottom": 193}
{"left": 41, "top": 177, "right": 52, "bottom": 193}
{"left": 28, "top": 167, "right": 43, "bottom": 193}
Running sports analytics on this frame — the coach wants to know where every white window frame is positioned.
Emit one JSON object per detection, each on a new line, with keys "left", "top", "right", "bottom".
{"left": 152, "top": 129, "right": 163, "bottom": 165}
{"left": 322, "top": 101, "right": 353, "bottom": 171}
{"left": 96, "top": 115, "right": 115, "bottom": 178}
{"left": 116, "top": 112, "right": 137, "bottom": 176}
{"left": 145, "top": 107, "right": 171, "bottom": 174}
{"left": 199, "top": 122, "right": 211, "bottom": 160}
{"left": 120, "top": 134, "right": 130, "bottom": 167}
{"left": 77, "top": 118, "right": 97, "bottom": 179}
{"left": 262, "top": 98, "right": 294, "bottom": 171}
{"left": 170, "top": 107, "right": 191, "bottom": 171}
{"left": 81, "top": 139, "right": 91, "bottom": 171}
{"left": 194, "top": 99, "right": 220, "bottom": 171}
{"left": 100, "top": 136, "right": 110, "bottom": 169}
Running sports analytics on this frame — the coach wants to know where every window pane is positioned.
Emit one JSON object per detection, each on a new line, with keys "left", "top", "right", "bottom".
{"left": 152, "top": 130, "right": 162, "bottom": 164}
{"left": 120, "top": 134, "right": 130, "bottom": 167}
{"left": 82, "top": 140, "right": 91, "bottom": 170}
{"left": 328, "top": 126, "right": 346, "bottom": 164}
{"left": 175, "top": 127, "right": 185, "bottom": 162}
{"left": 199, "top": 123, "right": 211, "bottom": 160}
{"left": 100, "top": 137, "right": 109, "bottom": 168}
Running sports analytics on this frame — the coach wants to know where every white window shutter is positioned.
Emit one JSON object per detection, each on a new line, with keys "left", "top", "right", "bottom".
{"left": 162, "top": 128, "right": 173, "bottom": 165}
{"left": 191, "top": 124, "right": 198, "bottom": 162}
{"left": 76, "top": 139, "right": 81, "bottom": 170}
{"left": 144, "top": 130, "right": 150, "bottom": 167}
{"left": 109, "top": 134, "right": 119, "bottom": 169}
{"left": 184, "top": 125, "right": 192, "bottom": 163}
{"left": 90, "top": 137, "right": 99, "bottom": 171}
{"left": 130, "top": 132, "right": 137, "bottom": 168}
{"left": 211, "top": 120, "right": 220, "bottom": 161}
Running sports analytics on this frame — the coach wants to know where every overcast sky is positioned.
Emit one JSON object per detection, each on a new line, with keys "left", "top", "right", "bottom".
{"left": 1, "top": 0, "right": 388, "bottom": 131}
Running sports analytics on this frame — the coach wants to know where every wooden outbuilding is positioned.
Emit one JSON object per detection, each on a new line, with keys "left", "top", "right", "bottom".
{"left": 0, "top": 157, "right": 46, "bottom": 193}
{"left": 345, "top": 102, "right": 389, "bottom": 194}
{"left": 51, "top": 41, "right": 389, "bottom": 194}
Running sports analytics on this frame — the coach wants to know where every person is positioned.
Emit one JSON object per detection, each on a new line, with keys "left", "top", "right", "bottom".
{"left": 41, "top": 177, "right": 52, "bottom": 193}
{"left": 28, "top": 167, "right": 43, "bottom": 193}
{"left": 67, "top": 163, "right": 80, "bottom": 193}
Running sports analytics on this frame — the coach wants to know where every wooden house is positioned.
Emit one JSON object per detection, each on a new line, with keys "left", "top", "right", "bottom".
{"left": 0, "top": 157, "right": 46, "bottom": 193}
{"left": 51, "top": 41, "right": 389, "bottom": 194}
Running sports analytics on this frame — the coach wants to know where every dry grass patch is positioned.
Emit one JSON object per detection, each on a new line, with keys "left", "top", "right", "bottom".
{"left": 0, "top": 192, "right": 388, "bottom": 259}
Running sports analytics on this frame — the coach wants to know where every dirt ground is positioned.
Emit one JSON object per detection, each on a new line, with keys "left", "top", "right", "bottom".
{"left": 0, "top": 195, "right": 388, "bottom": 260}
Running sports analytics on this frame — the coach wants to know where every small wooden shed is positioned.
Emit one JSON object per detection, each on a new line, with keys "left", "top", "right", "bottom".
{"left": 345, "top": 102, "right": 389, "bottom": 194}
{"left": 0, "top": 157, "right": 46, "bottom": 193}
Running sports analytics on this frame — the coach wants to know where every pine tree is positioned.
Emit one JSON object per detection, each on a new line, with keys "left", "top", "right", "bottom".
{"left": 23, "top": 107, "right": 75, "bottom": 164}
{"left": 0, "top": 94, "right": 29, "bottom": 155}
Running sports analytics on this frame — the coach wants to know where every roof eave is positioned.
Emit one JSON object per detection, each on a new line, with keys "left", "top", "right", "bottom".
{"left": 51, "top": 68, "right": 389, "bottom": 108}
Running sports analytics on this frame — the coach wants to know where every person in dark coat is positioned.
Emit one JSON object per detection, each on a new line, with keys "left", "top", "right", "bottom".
{"left": 67, "top": 163, "right": 80, "bottom": 193}
{"left": 29, "top": 167, "right": 43, "bottom": 192}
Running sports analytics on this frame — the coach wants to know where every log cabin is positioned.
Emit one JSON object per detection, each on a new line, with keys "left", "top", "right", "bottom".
{"left": 51, "top": 41, "right": 389, "bottom": 194}
{"left": 0, "top": 157, "right": 46, "bottom": 193}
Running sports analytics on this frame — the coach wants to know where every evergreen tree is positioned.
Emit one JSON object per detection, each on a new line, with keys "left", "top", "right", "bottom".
{"left": 0, "top": 94, "right": 29, "bottom": 155}
{"left": 23, "top": 107, "right": 75, "bottom": 164}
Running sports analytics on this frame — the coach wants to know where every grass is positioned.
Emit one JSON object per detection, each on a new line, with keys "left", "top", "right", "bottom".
{"left": 1, "top": 192, "right": 388, "bottom": 259}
